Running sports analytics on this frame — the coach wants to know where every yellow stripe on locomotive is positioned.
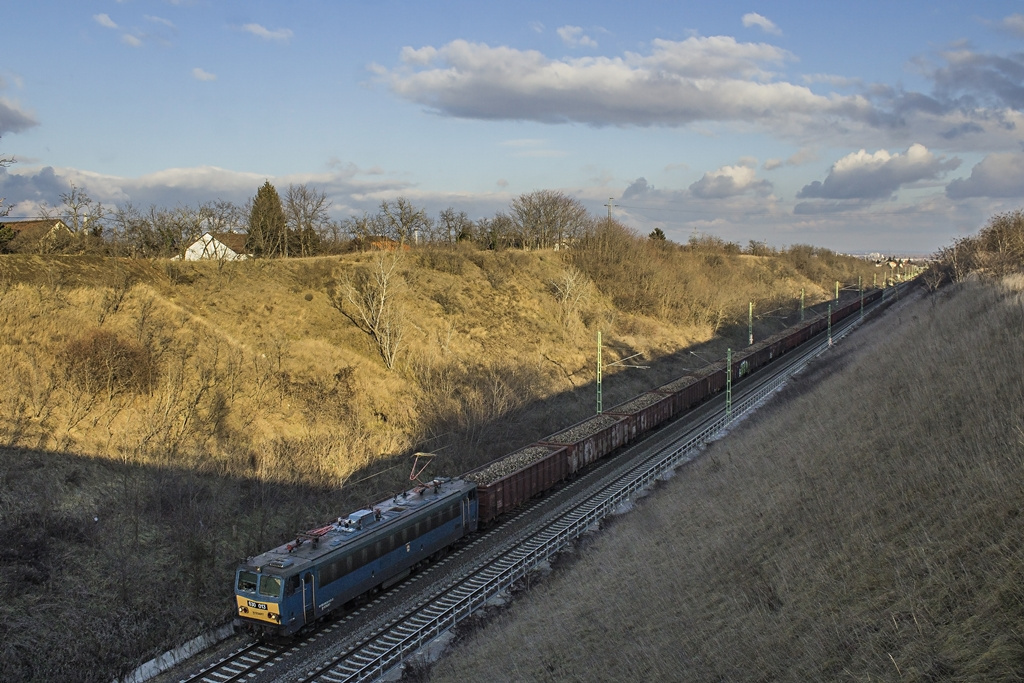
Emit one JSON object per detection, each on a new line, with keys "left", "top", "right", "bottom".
{"left": 235, "top": 594, "right": 281, "bottom": 624}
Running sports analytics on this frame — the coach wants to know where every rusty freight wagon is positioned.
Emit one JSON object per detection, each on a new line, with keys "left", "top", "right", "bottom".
{"left": 538, "top": 413, "right": 630, "bottom": 474}
{"left": 604, "top": 391, "right": 678, "bottom": 442}
{"left": 463, "top": 444, "right": 570, "bottom": 524}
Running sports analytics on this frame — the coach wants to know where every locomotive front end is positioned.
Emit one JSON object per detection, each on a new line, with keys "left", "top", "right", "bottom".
{"left": 234, "top": 568, "right": 284, "bottom": 632}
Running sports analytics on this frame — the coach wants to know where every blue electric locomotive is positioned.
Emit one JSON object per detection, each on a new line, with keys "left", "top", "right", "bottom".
{"left": 234, "top": 477, "right": 478, "bottom": 637}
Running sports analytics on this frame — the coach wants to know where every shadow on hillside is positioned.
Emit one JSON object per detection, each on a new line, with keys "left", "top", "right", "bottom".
{"left": 0, "top": 440, "right": 385, "bottom": 683}
{"left": 0, "top": 288, "right": 885, "bottom": 682}
{"left": 362, "top": 289, "right": 877, "bottom": 481}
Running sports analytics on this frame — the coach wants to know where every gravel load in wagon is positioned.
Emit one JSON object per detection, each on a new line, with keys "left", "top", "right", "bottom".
{"left": 607, "top": 392, "right": 666, "bottom": 414}
{"left": 464, "top": 445, "right": 556, "bottom": 486}
{"left": 542, "top": 413, "right": 623, "bottom": 444}
{"left": 657, "top": 374, "right": 699, "bottom": 393}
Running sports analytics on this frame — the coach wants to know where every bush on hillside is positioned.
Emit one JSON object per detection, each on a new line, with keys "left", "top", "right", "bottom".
{"left": 58, "top": 329, "right": 156, "bottom": 397}
{"left": 929, "top": 208, "right": 1024, "bottom": 286}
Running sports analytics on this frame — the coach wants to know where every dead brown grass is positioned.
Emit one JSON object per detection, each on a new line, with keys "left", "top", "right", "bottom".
{"left": 0, "top": 247, "right": 881, "bottom": 681}
{"left": 0, "top": 249, "right": 876, "bottom": 483}
{"left": 428, "top": 278, "right": 1024, "bottom": 682}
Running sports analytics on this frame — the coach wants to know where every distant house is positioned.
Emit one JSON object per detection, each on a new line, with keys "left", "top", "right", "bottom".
{"left": 0, "top": 218, "right": 74, "bottom": 253}
{"left": 181, "top": 232, "right": 250, "bottom": 261}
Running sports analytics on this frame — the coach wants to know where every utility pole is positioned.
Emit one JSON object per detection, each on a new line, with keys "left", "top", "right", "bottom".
{"left": 605, "top": 198, "right": 614, "bottom": 219}
{"left": 726, "top": 348, "right": 732, "bottom": 420}
{"left": 596, "top": 331, "right": 603, "bottom": 414}
{"left": 748, "top": 302, "right": 753, "bottom": 345}
{"left": 828, "top": 304, "right": 833, "bottom": 347}
{"left": 859, "top": 275, "right": 864, "bottom": 320}
{"left": 800, "top": 288, "right": 805, "bottom": 321}
{"left": 835, "top": 281, "right": 840, "bottom": 302}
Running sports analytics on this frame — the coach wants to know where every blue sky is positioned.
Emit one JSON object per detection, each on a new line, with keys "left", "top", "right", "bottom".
{"left": 4, "top": 2, "right": 1024, "bottom": 254}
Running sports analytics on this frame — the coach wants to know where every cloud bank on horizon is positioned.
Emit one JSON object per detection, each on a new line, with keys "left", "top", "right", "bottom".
{"left": 4, "top": 2, "right": 1024, "bottom": 254}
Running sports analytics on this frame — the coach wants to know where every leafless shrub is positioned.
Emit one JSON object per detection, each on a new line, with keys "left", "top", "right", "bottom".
{"left": 417, "top": 244, "right": 468, "bottom": 275}
{"left": 292, "top": 258, "right": 335, "bottom": 291}
{"left": 328, "top": 252, "right": 407, "bottom": 370}
{"left": 58, "top": 329, "right": 156, "bottom": 399}
{"left": 550, "top": 265, "right": 592, "bottom": 329}
{"left": 281, "top": 366, "right": 355, "bottom": 425}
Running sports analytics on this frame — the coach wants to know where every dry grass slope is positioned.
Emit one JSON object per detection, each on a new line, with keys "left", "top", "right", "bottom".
{"left": 429, "top": 278, "right": 1024, "bottom": 682}
{"left": 0, "top": 246, "right": 882, "bottom": 681}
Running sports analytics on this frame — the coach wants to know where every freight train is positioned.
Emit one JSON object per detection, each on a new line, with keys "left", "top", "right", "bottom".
{"left": 234, "top": 288, "right": 884, "bottom": 637}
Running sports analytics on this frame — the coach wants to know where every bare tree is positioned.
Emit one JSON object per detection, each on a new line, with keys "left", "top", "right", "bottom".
{"left": 937, "top": 237, "right": 976, "bottom": 283}
{"left": 376, "top": 197, "right": 432, "bottom": 245}
{"left": 476, "top": 212, "right": 516, "bottom": 250}
{"left": 509, "top": 190, "right": 591, "bottom": 250}
{"left": 343, "top": 212, "right": 376, "bottom": 245}
{"left": 328, "top": 252, "right": 407, "bottom": 370}
{"left": 284, "top": 184, "right": 330, "bottom": 257}
{"left": 438, "top": 207, "right": 473, "bottom": 244}
{"left": 551, "top": 265, "right": 592, "bottom": 328}
{"left": 200, "top": 199, "right": 245, "bottom": 234}
{"left": 55, "top": 182, "right": 106, "bottom": 235}
{"left": 0, "top": 147, "right": 14, "bottom": 251}
{"left": 0, "top": 144, "right": 13, "bottom": 217}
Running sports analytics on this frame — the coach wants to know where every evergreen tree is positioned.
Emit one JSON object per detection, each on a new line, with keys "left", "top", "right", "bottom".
{"left": 247, "top": 181, "right": 287, "bottom": 257}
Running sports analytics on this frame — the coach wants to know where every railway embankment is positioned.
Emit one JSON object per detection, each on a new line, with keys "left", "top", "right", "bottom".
{"left": 428, "top": 277, "right": 1024, "bottom": 681}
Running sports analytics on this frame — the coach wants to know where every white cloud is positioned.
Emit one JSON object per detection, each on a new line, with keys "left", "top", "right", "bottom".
{"left": 765, "top": 148, "right": 819, "bottom": 171}
{"left": 787, "top": 148, "right": 819, "bottom": 166}
{"left": 999, "top": 13, "right": 1024, "bottom": 37}
{"left": 802, "top": 73, "right": 862, "bottom": 88}
{"left": 690, "top": 163, "right": 772, "bottom": 198}
{"left": 530, "top": 21, "right": 544, "bottom": 34}
{"left": 121, "top": 34, "right": 143, "bottom": 48}
{"left": 378, "top": 37, "right": 876, "bottom": 133}
{"left": 192, "top": 68, "right": 217, "bottom": 82}
{"left": 146, "top": 15, "right": 176, "bottom": 29}
{"left": 0, "top": 96, "right": 39, "bottom": 135}
{"left": 378, "top": 37, "right": 1024, "bottom": 153}
{"left": 0, "top": 164, "right": 408, "bottom": 218}
{"left": 798, "top": 143, "right": 960, "bottom": 201}
{"left": 242, "top": 23, "right": 294, "bottom": 42}
{"left": 557, "top": 26, "right": 597, "bottom": 49}
{"left": 94, "top": 13, "right": 118, "bottom": 29}
{"left": 946, "top": 153, "right": 1024, "bottom": 199}
{"left": 742, "top": 13, "right": 781, "bottom": 36}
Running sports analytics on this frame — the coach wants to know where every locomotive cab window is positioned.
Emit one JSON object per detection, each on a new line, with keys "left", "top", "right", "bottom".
{"left": 258, "top": 575, "right": 283, "bottom": 598}
{"left": 284, "top": 575, "right": 300, "bottom": 596}
{"left": 236, "top": 571, "right": 258, "bottom": 593}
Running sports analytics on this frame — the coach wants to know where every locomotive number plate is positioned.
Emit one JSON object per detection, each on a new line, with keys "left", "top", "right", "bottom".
{"left": 247, "top": 600, "right": 268, "bottom": 610}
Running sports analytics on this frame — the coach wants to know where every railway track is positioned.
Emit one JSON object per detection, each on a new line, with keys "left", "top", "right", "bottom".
{"left": 285, "top": 286, "right": 904, "bottom": 682}
{"left": 179, "top": 285, "right": 905, "bottom": 683}
{"left": 183, "top": 642, "right": 282, "bottom": 683}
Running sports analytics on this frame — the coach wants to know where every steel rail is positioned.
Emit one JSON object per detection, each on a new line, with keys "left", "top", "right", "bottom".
{"left": 181, "top": 641, "right": 281, "bottom": 683}
{"left": 298, "top": 286, "right": 906, "bottom": 682}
